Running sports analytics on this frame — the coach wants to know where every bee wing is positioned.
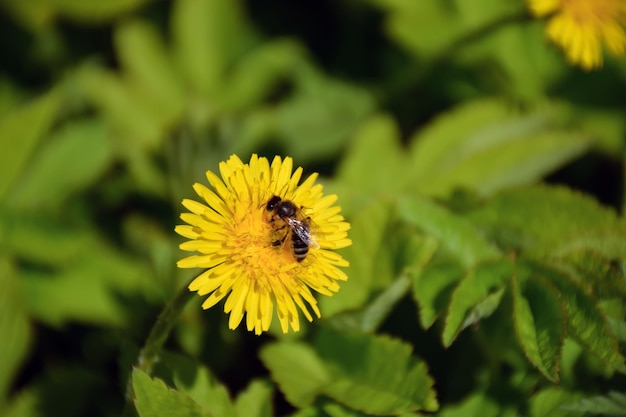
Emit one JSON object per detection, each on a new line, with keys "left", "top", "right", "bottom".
{"left": 287, "top": 218, "right": 320, "bottom": 249}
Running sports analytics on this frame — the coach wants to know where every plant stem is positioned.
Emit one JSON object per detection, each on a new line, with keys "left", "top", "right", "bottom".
{"left": 136, "top": 283, "right": 195, "bottom": 374}
{"left": 122, "top": 280, "right": 195, "bottom": 416}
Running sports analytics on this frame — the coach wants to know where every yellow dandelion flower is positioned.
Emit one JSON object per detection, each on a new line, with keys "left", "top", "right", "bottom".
{"left": 175, "top": 154, "right": 352, "bottom": 335}
{"left": 527, "top": 0, "right": 626, "bottom": 70}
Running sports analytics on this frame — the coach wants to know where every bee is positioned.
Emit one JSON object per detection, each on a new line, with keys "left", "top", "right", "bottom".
{"left": 265, "top": 195, "right": 318, "bottom": 262}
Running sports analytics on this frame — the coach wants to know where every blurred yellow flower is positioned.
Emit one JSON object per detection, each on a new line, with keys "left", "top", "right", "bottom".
{"left": 528, "top": 0, "right": 626, "bottom": 70}
{"left": 175, "top": 154, "right": 351, "bottom": 335}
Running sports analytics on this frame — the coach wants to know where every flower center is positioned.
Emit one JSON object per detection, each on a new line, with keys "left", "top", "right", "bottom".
{"left": 228, "top": 203, "right": 297, "bottom": 280}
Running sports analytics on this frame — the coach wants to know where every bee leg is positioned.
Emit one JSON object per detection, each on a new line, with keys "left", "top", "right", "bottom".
{"left": 272, "top": 230, "right": 289, "bottom": 247}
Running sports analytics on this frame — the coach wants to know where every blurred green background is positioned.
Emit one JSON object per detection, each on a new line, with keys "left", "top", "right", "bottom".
{"left": 2, "top": 0, "right": 626, "bottom": 416}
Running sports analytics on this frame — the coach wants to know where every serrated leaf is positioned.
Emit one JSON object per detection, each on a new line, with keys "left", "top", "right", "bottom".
{"left": 467, "top": 185, "right": 624, "bottom": 258}
{"left": 160, "top": 352, "right": 237, "bottom": 417}
{"left": 132, "top": 369, "right": 208, "bottom": 417}
{"left": 316, "top": 330, "right": 439, "bottom": 414}
{"left": 0, "top": 258, "right": 31, "bottom": 401}
{"left": 443, "top": 259, "right": 513, "bottom": 347}
{"left": 234, "top": 380, "right": 274, "bottom": 417}
{"left": 114, "top": 20, "right": 185, "bottom": 125}
{"left": 407, "top": 100, "right": 590, "bottom": 197}
{"left": 563, "top": 249, "right": 626, "bottom": 298}
{"left": 398, "top": 195, "right": 500, "bottom": 267}
{"left": 413, "top": 260, "right": 464, "bottom": 329}
{"left": 512, "top": 265, "right": 565, "bottom": 382}
{"left": 0, "top": 90, "right": 59, "bottom": 199}
{"left": 530, "top": 387, "right": 584, "bottom": 417}
{"left": 7, "top": 119, "right": 113, "bottom": 210}
{"left": 561, "top": 391, "right": 626, "bottom": 415}
{"left": 260, "top": 342, "right": 331, "bottom": 408}
{"left": 537, "top": 261, "right": 625, "bottom": 372}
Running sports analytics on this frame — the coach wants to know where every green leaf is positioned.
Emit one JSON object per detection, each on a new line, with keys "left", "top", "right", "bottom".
{"left": 436, "top": 392, "right": 501, "bottom": 417}
{"left": 114, "top": 20, "right": 185, "bottom": 125}
{"left": 316, "top": 330, "right": 439, "bottom": 414}
{"left": 0, "top": 258, "right": 31, "bottom": 403}
{"left": 161, "top": 353, "right": 237, "bottom": 417}
{"left": 563, "top": 250, "right": 626, "bottom": 298}
{"left": 336, "top": 114, "right": 407, "bottom": 197}
{"left": 443, "top": 259, "right": 513, "bottom": 347}
{"left": 234, "top": 380, "right": 274, "bottom": 417}
{"left": 219, "top": 40, "right": 305, "bottom": 112}
{"left": 320, "top": 199, "right": 392, "bottom": 317}
{"left": 413, "top": 260, "right": 465, "bottom": 329}
{"left": 0, "top": 209, "right": 92, "bottom": 266}
{"left": 329, "top": 215, "right": 436, "bottom": 333}
{"left": 372, "top": 0, "right": 462, "bottom": 58}
{"left": 530, "top": 387, "right": 584, "bottom": 417}
{"left": 52, "top": 0, "right": 150, "bottom": 22}
{"left": 330, "top": 271, "right": 412, "bottom": 333}
{"left": 2, "top": 387, "right": 39, "bottom": 417}
{"left": 512, "top": 265, "right": 565, "bottom": 382}
{"left": 132, "top": 369, "right": 208, "bottom": 417}
{"left": 7, "top": 119, "right": 113, "bottom": 210}
{"left": 171, "top": 0, "right": 250, "bottom": 98}
{"left": 407, "top": 100, "right": 591, "bottom": 197}
{"left": 538, "top": 262, "right": 625, "bottom": 372}
{"left": 263, "top": 332, "right": 438, "bottom": 414}
{"left": 76, "top": 66, "right": 163, "bottom": 149}
{"left": 322, "top": 401, "right": 428, "bottom": 417}
{"left": 260, "top": 342, "right": 331, "bottom": 408}
{"left": 21, "top": 243, "right": 156, "bottom": 327}
{"left": 467, "top": 184, "right": 624, "bottom": 258}
{"left": 486, "top": 23, "right": 563, "bottom": 101}
{"left": 0, "top": 90, "right": 59, "bottom": 199}
{"left": 408, "top": 99, "right": 514, "bottom": 180}
{"left": 275, "top": 69, "right": 375, "bottom": 162}
{"left": 561, "top": 391, "right": 626, "bottom": 415}
{"left": 398, "top": 195, "right": 500, "bottom": 267}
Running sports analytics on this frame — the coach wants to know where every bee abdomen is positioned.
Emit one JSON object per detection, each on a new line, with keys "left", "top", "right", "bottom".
{"left": 292, "top": 234, "right": 309, "bottom": 262}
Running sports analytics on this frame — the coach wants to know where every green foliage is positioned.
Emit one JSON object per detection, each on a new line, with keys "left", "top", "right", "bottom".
{"left": 561, "top": 391, "right": 626, "bottom": 416}
{"left": 2, "top": 0, "right": 626, "bottom": 416}
{"left": 133, "top": 369, "right": 209, "bottom": 417}
{"left": 261, "top": 331, "right": 438, "bottom": 414}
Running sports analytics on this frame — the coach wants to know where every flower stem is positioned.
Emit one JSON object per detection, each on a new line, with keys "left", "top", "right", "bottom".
{"left": 122, "top": 280, "right": 195, "bottom": 416}
{"left": 136, "top": 283, "right": 195, "bottom": 374}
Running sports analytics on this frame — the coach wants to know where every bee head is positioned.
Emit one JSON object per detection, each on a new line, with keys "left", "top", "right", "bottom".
{"left": 277, "top": 201, "right": 297, "bottom": 218}
{"left": 266, "top": 195, "right": 282, "bottom": 212}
